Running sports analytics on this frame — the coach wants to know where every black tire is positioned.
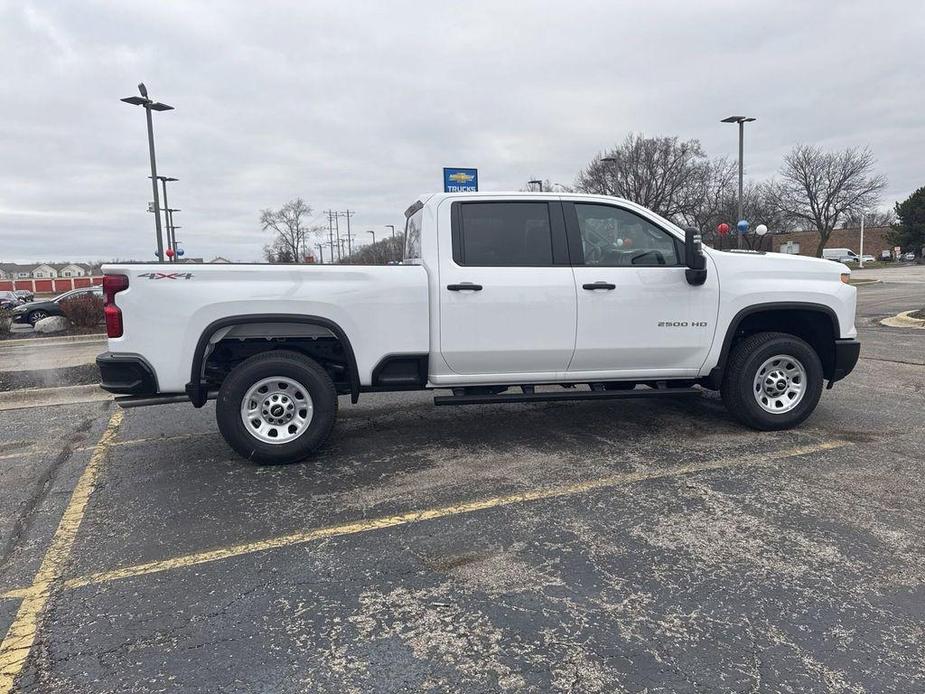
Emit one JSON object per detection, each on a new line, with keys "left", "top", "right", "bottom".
{"left": 216, "top": 350, "right": 338, "bottom": 465}
{"left": 721, "top": 332, "right": 823, "bottom": 431}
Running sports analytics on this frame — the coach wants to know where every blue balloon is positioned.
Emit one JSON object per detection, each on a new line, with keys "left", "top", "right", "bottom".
{"left": 177, "top": 248, "right": 185, "bottom": 256}
{"left": 737, "top": 219, "right": 749, "bottom": 233}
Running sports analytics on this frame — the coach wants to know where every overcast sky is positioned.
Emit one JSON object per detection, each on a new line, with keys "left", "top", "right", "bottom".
{"left": 1, "top": 1, "right": 922, "bottom": 263}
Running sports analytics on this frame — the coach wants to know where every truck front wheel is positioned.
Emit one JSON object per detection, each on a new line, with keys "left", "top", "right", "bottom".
{"left": 721, "top": 332, "right": 823, "bottom": 430}
{"left": 216, "top": 350, "right": 337, "bottom": 464}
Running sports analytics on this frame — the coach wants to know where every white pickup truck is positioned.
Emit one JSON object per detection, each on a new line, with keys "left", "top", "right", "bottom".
{"left": 98, "top": 192, "right": 859, "bottom": 464}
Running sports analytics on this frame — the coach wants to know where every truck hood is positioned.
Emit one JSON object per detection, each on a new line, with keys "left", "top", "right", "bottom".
{"left": 706, "top": 248, "right": 850, "bottom": 279}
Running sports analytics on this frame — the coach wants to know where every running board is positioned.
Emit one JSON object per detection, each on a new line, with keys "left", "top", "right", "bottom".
{"left": 114, "top": 391, "right": 218, "bottom": 408}
{"left": 433, "top": 387, "right": 702, "bottom": 406}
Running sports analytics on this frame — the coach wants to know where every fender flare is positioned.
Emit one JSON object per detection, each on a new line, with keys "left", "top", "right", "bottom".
{"left": 708, "top": 302, "right": 841, "bottom": 386}
{"left": 185, "top": 313, "right": 361, "bottom": 407}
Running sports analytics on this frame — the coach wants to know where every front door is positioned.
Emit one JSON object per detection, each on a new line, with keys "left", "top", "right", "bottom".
{"left": 565, "top": 201, "right": 718, "bottom": 376}
{"left": 439, "top": 200, "right": 577, "bottom": 375}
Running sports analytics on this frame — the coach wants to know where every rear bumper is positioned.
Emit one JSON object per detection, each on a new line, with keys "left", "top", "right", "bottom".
{"left": 830, "top": 338, "right": 860, "bottom": 384}
{"left": 97, "top": 352, "right": 159, "bottom": 395}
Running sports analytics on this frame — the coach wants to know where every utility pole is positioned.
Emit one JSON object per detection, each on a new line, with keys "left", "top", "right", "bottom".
{"left": 156, "top": 176, "right": 178, "bottom": 261}
{"left": 334, "top": 213, "right": 342, "bottom": 261}
{"left": 340, "top": 210, "right": 355, "bottom": 256}
{"left": 325, "top": 210, "right": 336, "bottom": 263}
{"left": 316, "top": 243, "right": 324, "bottom": 264}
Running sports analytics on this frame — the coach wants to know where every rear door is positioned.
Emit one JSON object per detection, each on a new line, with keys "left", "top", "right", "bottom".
{"left": 565, "top": 201, "right": 718, "bottom": 375}
{"left": 438, "top": 199, "right": 577, "bottom": 375}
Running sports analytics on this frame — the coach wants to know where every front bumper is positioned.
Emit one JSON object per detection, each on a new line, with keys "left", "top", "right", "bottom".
{"left": 97, "top": 352, "right": 159, "bottom": 395}
{"left": 830, "top": 338, "right": 860, "bottom": 384}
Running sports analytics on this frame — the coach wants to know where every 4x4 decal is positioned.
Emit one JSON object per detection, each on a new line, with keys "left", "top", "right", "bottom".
{"left": 138, "top": 272, "right": 194, "bottom": 280}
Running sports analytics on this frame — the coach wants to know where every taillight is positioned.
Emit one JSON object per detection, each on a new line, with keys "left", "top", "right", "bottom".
{"left": 103, "top": 274, "right": 129, "bottom": 338}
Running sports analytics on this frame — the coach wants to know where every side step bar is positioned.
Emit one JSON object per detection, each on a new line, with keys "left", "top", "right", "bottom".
{"left": 114, "top": 391, "right": 218, "bottom": 409}
{"left": 434, "top": 387, "right": 701, "bottom": 406}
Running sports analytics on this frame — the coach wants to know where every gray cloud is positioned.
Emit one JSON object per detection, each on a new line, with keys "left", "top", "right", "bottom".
{"left": 1, "top": 1, "right": 922, "bottom": 262}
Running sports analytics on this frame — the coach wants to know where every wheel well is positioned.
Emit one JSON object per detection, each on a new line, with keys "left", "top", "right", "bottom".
{"left": 722, "top": 307, "right": 837, "bottom": 380}
{"left": 187, "top": 315, "right": 360, "bottom": 406}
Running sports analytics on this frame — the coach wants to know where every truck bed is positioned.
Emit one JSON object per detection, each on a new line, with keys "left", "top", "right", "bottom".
{"left": 102, "top": 263, "right": 430, "bottom": 393}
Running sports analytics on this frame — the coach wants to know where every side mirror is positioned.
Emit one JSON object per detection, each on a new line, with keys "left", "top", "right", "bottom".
{"left": 685, "top": 228, "right": 707, "bottom": 286}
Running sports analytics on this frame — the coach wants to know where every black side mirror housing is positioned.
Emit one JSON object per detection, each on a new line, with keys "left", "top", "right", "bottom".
{"left": 685, "top": 228, "right": 707, "bottom": 286}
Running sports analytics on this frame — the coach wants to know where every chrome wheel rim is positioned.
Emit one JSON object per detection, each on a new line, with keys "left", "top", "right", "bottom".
{"left": 753, "top": 354, "right": 806, "bottom": 414}
{"left": 29, "top": 311, "right": 47, "bottom": 325}
{"left": 240, "top": 376, "right": 313, "bottom": 444}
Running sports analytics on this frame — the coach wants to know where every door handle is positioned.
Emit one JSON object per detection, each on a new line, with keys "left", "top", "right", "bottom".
{"left": 582, "top": 282, "right": 616, "bottom": 290}
{"left": 447, "top": 283, "right": 483, "bottom": 291}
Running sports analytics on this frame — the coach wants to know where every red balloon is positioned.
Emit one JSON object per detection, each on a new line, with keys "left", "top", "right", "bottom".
{"left": 165, "top": 248, "right": 175, "bottom": 257}
{"left": 717, "top": 223, "right": 730, "bottom": 236}
{"left": 623, "top": 238, "right": 633, "bottom": 248}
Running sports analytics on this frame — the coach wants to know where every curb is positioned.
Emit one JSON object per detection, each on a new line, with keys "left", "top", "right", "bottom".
{"left": 879, "top": 310, "right": 925, "bottom": 329}
{"left": 0, "top": 383, "right": 112, "bottom": 412}
{"left": 0, "top": 333, "right": 106, "bottom": 350}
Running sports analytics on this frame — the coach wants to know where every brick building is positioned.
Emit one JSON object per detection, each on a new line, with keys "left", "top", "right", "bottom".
{"left": 771, "top": 226, "right": 891, "bottom": 258}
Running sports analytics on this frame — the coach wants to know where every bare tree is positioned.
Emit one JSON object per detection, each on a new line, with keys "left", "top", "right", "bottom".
{"left": 341, "top": 235, "right": 403, "bottom": 265}
{"left": 259, "top": 198, "right": 321, "bottom": 263}
{"left": 699, "top": 181, "right": 796, "bottom": 250}
{"left": 575, "top": 134, "right": 718, "bottom": 222}
{"left": 684, "top": 157, "right": 736, "bottom": 233}
{"left": 842, "top": 208, "right": 896, "bottom": 229}
{"left": 767, "top": 145, "right": 886, "bottom": 256}
{"left": 519, "top": 179, "right": 573, "bottom": 193}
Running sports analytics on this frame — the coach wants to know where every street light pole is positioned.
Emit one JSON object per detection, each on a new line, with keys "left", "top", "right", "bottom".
{"left": 367, "top": 230, "right": 375, "bottom": 245}
{"left": 601, "top": 157, "right": 617, "bottom": 196}
{"left": 385, "top": 224, "right": 396, "bottom": 238}
{"left": 859, "top": 213, "right": 865, "bottom": 268}
{"left": 316, "top": 243, "right": 324, "bottom": 264}
{"left": 721, "top": 115, "right": 756, "bottom": 250}
{"left": 528, "top": 179, "right": 543, "bottom": 192}
{"left": 122, "top": 84, "right": 173, "bottom": 262}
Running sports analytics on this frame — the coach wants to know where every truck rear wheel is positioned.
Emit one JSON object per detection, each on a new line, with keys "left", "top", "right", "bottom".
{"left": 721, "top": 332, "right": 823, "bottom": 431}
{"left": 216, "top": 350, "right": 337, "bottom": 464}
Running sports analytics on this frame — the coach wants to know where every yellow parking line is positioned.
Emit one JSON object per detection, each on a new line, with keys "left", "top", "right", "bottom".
{"left": 73, "top": 430, "right": 218, "bottom": 452}
{"left": 0, "top": 439, "right": 849, "bottom": 603}
{"left": 0, "top": 409, "right": 123, "bottom": 693}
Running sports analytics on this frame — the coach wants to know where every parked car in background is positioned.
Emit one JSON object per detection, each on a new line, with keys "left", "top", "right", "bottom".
{"left": 0, "top": 291, "right": 23, "bottom": 310}
{"left": 10, "top": 285, "right": 102, "bottom": 326}
{"left": 860, "top": 255, "right": 875, "bottom": 263}
{"left": 13, "top": 289, "right": 34, "bottom": 302}
{"left": 822, "top": 248, "right": 859, "bottom": 263}
{"left": 902, "top": 252, "right": 916, "bottom": 261}
{"left": 880, "top": 250, "right": 893, "bottom": 260}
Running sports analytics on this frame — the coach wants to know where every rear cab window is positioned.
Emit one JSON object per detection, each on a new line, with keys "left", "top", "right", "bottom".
{"left": 450, "top": 201, "right": 569, "bottom": 266}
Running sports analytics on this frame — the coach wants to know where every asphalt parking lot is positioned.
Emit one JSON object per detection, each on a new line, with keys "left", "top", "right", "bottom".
{"left": 1, "top": 277, "right": 924, "bottom": 692}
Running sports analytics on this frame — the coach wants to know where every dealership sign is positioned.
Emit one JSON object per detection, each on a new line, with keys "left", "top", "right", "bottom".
{"left": 443, "top": 167, "right": 478, "bottom": 193}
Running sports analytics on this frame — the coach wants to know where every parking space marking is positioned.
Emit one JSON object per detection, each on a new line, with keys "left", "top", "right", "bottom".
{"left": 73, "top": 430, "right": 218, "bottom": 452}
{"left": 0, "top": 439, "right": 849, "bottom": 603}
{"left": 0, "top": 409, "right": 123, "bottom": 693}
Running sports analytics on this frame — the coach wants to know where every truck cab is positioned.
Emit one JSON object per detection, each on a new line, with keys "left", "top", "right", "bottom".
{"left": 98, "top": 192, "right": 860, "bottom": 464}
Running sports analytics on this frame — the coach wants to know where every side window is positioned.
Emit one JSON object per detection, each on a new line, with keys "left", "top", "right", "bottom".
{"left": 455, "top": 202, "right": 553, "bottom": 266}
{"left": 574, "top": 204, "right": 680, "bottom": 267}
{"left": 404, "top": 210, "right": 422, "bottom": 263}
